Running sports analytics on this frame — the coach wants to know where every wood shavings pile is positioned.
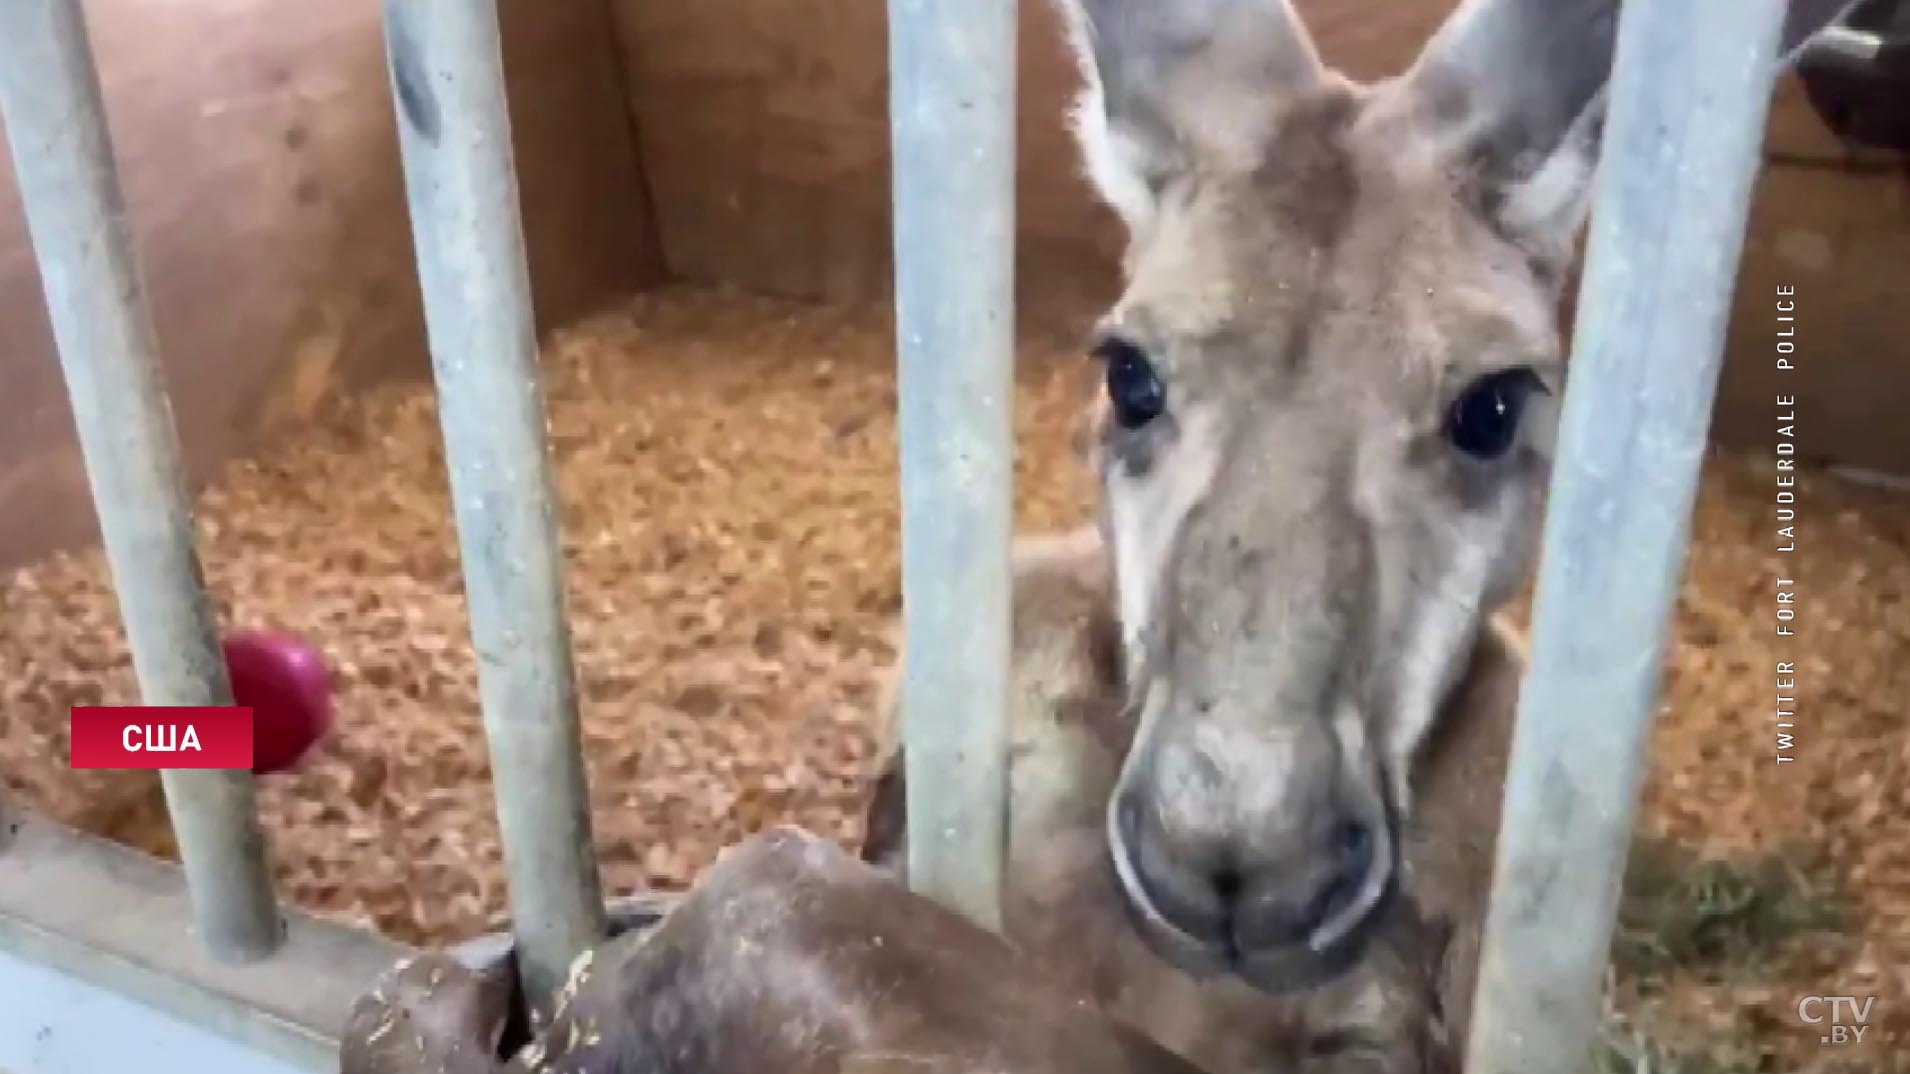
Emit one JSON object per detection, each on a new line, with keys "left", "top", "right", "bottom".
{"left": 0, "top": 287, "right": 1095, "bottom": 942}
{"left": 1, "top": 285, "right": 1903, "bottom": 1068}
{"left": 1595, "top": 454, "right": 1910, "bottom": 1067}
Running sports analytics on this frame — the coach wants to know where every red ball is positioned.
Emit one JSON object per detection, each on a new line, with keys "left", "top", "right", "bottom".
{"left": 223, "top": 630, "right": 333, "bottom": 776}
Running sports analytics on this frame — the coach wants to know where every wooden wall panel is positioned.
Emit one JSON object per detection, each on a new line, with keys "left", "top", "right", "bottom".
{"left": 0, "top": 0, "right": 663, "bottom": 568}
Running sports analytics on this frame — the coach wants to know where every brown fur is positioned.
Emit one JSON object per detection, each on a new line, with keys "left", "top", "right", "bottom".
{"left": 863, "top": 530, "right": 1521, "bottom": 1073}
{"left": 1052, "top": 1, "right": 1580, "bottom": 997}
{"left": 341, "top": 829, "right": 1209, "bottom": 1074}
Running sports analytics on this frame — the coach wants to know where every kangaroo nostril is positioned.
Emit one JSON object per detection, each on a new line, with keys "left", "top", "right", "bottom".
{"left": 1112, "top": 793, "right": 1230, "bottom": 945}
{"left": 1333, "top": 818, "right": 1373, "bottom": 867}
{"left": 1305, "top": 852, "right": 1368, "bottom": 930}
{"left": 1211, "top": 866, "right": 1242, "bottom": 905}
{"left": 1309, "top": 818, "right": 1378, "bottom": 926}
{"left": 1116, "top": 794, "right": 1144, "bottom": 848}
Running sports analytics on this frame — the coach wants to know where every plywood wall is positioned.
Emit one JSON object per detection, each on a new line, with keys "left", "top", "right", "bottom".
{"left": 606, "top": 0, "right": 1449, "bottom": 310}
{"left": 1718, "top": 86, "right": 1910, "bottom": 475}
{"left": 0, "top": 0, "right": 662, "bottom": 569}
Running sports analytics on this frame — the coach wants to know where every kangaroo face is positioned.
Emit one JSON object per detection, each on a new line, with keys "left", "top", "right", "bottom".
{"left": 1055, "top": 0, "right": 1613, "bottom": 990}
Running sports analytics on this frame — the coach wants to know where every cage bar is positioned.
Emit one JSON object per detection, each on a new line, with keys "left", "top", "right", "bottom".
{"left": 379, "top": 0, "right": 606, "bottom": 1006}
{"left": 1463, "top": 1, "right": 1791, "bottom": 1071}
{"left": 0, "top": 0, "right": 282, "bottom": 964}
{"left": 885, "top": 0, "right": 1020, "bottom": 932}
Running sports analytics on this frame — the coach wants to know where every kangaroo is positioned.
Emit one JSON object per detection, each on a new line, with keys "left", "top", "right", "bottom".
{"left": 866, "top": 528, "right": 1518, "bottom": 1072}
{"left": 340, "top": 829, "right": 1209, "bottom": 1074}
{"left": 862, "top": 1, "right": 1845, "bottom": 1070}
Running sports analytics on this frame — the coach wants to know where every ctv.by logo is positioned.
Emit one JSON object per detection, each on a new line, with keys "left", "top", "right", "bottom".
{"left": 1797, "top": 995, "right": 1875, "bottom": 1045}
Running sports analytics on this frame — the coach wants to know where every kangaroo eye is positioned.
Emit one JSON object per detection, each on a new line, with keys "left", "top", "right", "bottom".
{"left": 1097, "top": 337, "right": 1166, "bottom": 429}
{"left": 1447, "top": 367, "right": 1546, "bottom": 459}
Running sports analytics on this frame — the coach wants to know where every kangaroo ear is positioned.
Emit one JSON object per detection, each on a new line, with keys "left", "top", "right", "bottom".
{"left": 1051, "top": 0, "right": 1326, "bottom": 234}
{"left": 1398, "top": 0, "right": 1859, "bottom": 270}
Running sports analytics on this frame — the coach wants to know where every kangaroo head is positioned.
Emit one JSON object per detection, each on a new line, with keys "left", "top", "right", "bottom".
{"left": 1054, "top": 0, "right": 1834, "bottom": 991}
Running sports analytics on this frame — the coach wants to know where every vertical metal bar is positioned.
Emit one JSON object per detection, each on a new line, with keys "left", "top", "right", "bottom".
{"left": 380, "top": 0, "right": 605, "bottom": 1006}
{"left": 0, "top": 0, "right": 282, "bottom": 963}
{"left": 1464, "top": 2, "right": 1789, "bottom": 1071}
{"left": 886, "top": 0, "right": 1019, "bottom": 931}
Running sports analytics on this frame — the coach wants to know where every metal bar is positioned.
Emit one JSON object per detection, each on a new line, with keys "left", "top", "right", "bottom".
{"left": 380, "top": 0, "right": 605, "bottom": 1007}
{"left": 0, "top": 0, "right": 282, "bottom": 964}
{"left": 4, "top": 956, "right": 312, "bottom": 1074}
{"left": 1, "top": 810, "right": 414, "bottom": 1073}
{"left": 886, "top": 0, "right": 1019, "bottom": 932}
{"left": 1793, "top": 24, "right": 1883, "bottom": 71}
{"left": 1463, "top": 2, "right": 1790, "bottom": 1072}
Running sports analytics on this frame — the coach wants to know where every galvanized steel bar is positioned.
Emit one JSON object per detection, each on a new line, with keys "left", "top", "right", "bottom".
{"left": 0, "top": 0, "right": 282, "bottom": 963}
{"left": 1794, "top": 24, "right": 1882, "bottom": 70}
{"left": 380, "top": 0, "right": 605, "bottom": 1005}
{"left": 1463, "top": 2, "right": 1790, "bottom": 1071}
{"left": 886, "top": 0, "right": 1019, "bottom": 931}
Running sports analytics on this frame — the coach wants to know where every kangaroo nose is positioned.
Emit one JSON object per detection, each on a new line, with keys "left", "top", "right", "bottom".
{"left": 1114, "top": 792, "right": 1382, "bottom": 954}
{"left": 1231, "top": 818, "right": 1377, "bottom": 951}
{"left": 1114, "top": 792, "right": 1232, "bottom": 944}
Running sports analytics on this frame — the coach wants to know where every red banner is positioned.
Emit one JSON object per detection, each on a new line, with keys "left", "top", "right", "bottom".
{"left": 70, "top": 706, "right": 254, "bottom": 770}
